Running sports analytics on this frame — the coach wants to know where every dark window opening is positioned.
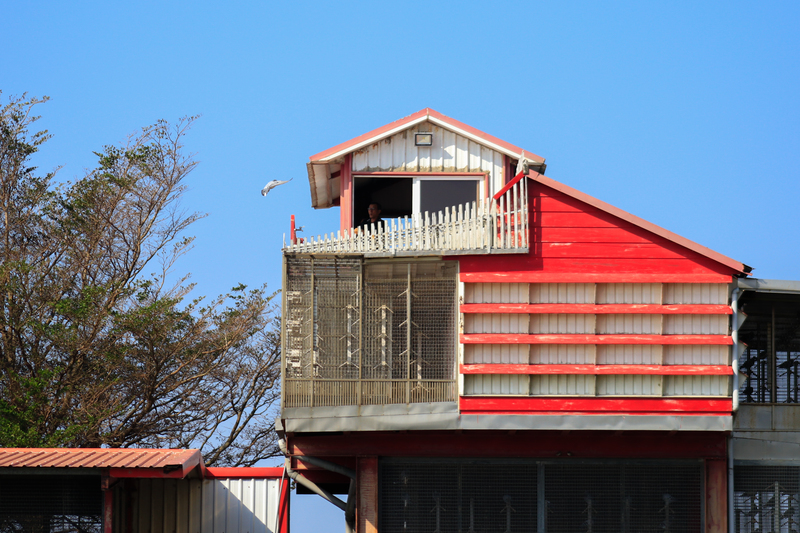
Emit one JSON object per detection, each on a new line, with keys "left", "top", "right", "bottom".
{"left": 734, "top": 465, "right": 800, "bottom": 533}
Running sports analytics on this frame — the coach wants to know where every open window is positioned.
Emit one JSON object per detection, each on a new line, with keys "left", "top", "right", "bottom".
{"left": 353, "top": 176, "right": 483, "bottom": 224}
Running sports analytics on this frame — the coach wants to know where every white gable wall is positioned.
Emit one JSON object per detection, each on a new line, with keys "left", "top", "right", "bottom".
{"left": 351, "top": 121, "right": 507, "bottom": 196}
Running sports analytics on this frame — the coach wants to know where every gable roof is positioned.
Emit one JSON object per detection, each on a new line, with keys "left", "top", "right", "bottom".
{"left": 310, "top": 108, "right": 545, "bottom": 164}
{"left": 525, "top": 170, "right": 751, "bottom": 275}
{"left": 306, "top": 108, "right": 545, "bottom": 209}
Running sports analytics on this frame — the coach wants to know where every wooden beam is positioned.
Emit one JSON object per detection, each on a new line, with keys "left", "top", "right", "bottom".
{"left": 357, "top": 457, "right": 378, "bottom": 533}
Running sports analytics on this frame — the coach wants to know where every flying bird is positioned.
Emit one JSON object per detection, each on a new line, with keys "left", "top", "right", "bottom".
{"left": 261, "top": 178, "right": 292, "bottom": 196}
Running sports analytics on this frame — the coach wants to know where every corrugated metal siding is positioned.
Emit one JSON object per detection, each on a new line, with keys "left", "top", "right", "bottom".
{"left": 352, "top": 121, "right": 506, "bottom": 193}
{"left": 596, "top": 345, "right": 663, "bottom": 365}
{"left": 663, "top": 315, "right": 728, "bottom": 335}
{"left": 597, "top": 375, "right": 663, "bottom": 396}
{"left": 465, "top": 374, "right": 529, "bottom": 395}
{"left": 465, "top": 314, "right": 528, "bottom": 334}
{"left": 531, "top": 345, "right": 596, "bottom": 365}
{"left": 529, "top": 314, "right": 595, "bottom": 334}
{"left": 114, "top": 477, "right": 284, "bottom": 533}
{"left": 664, "top": 376, "right": 729, "bottom": 397}
{"left": 530, "top": 375, "right": 596, "bottom": 396}
{"left": 464, "top": 344, "right": 529, "bottom": 364}
{"left": 663, "top": 345, "right": 728, "bottom": 365}
{"left": 596, "top": 283, "right": 662, "bottom": 304}
{"left": 464, "top": 283, "right": 529, "bottom": 303}
{"left": 530, "top": 283, "right": 595, "bottom": 303}
{"left": 663, "top": 283, "right": 728, "bottom": 304}
{"left": 596, "top": 314, "right": 662, "bottom": 334}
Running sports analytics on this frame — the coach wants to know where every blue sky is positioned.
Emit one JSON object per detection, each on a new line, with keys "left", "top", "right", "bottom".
{"left": 4, "top": 1, "right": 799, "bottom": 530}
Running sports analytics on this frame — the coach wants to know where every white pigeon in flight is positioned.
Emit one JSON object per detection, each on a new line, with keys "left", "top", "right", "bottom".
{"left": 261, "top": 178, "right": 292, "bottom": 196}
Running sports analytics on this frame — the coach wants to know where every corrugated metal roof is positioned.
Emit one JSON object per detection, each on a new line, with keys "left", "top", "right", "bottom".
{"left": 0, "top": 448, "right": 202, "bottom": 470}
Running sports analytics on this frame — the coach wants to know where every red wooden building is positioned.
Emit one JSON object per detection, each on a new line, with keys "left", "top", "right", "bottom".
{"left": 279, "top": 109, "right": 800, "bottom": 533}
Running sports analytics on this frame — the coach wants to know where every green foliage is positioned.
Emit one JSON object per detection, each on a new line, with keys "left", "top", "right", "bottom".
{"left": 0, "top": 93, "right": 281, "bottom": 466}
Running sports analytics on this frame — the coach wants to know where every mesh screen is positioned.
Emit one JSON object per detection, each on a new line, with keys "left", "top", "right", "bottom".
{"left": 380, "top": 460, "right": 702, "bottom": 533}
{"left": 284, "top": 257, "right": 457, "bottom": 407}
{"left": 0, "top": 475, "right": 102, "bottom": 533}
{"left": 734, "top": 465, "right": 800, "bottom": 533}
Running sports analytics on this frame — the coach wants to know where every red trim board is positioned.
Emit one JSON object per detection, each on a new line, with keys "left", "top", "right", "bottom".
{"left": 460, "top": 364, "right": 733, "bottom": 375}
{"left": 460, "top": 334, "right": 733, "bottom": 345}
{"left": 460, "top": 303, "right": 732, "bottom": 315}
{"left": 459, "top": 397, "right": 732, "bottom": 416}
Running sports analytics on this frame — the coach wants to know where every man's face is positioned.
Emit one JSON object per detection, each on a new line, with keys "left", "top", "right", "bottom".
{"left": 368, "top": 204, "right": 381, "bottom": 220}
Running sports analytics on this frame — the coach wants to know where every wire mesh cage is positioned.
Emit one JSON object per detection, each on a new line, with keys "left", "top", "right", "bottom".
{"left": 734, "top": 465, "right": 800, "bottom": 533}
{"left": 284, "top": 257, "right": 458, "bottom": 408}
{"left": 380, "top": 460, "right": 702, "bottom": 533}
{"left": 0, "top": 475, "right": 102, "bottom": 533}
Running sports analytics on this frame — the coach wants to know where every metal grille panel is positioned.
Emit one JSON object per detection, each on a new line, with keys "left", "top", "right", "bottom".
{"left": 734, "top": 465, "right": 800, "bottom": 533}
{"left": 284, "top": 258, "right": 457, "bottom": 408}
{"left": 380, "top": 460, "right": 702, "bottom": 533}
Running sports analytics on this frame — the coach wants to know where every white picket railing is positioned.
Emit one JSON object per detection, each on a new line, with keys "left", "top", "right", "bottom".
{"left": 283, "top": 178, "right": 528, "bottom": 256}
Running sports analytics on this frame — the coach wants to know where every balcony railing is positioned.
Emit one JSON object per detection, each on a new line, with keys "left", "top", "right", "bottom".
{"left": 283, "top": 177, "right": 528, "bottom": 256}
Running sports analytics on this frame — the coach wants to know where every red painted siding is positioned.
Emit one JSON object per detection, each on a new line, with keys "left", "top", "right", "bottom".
{"left": 456, "top": 184, "right": 739, "bottom": 283}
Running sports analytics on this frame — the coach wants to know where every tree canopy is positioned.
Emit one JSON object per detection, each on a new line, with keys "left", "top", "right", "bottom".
{"left": 0, "top": 93, "right": 281, "bottom": 466}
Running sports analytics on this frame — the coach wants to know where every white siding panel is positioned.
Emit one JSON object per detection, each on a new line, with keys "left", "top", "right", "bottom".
{"left": 530, "top": 283, "right": 595, "bottom": 303}
{"left": 596, "top": 314, "right": 662, "bottom": 334}
{"left": 663, "top": 283, "right": 728, "bottom": 304}
{"left": 465, "top": 313, "right": 529, "bottom": 333}
{"left": 464, "top": 283, "right": 529, "bottom": 303}
{"left": 663, "top": 315, "right": 728, "bottom": 335}
{"left": 664, "top": 376, "right": 729, "bottom": 396}
{"left": 465, "top": 374, "right": 529, "bottom": 395}
{"left": 465, "top": 344, "right": 529, "bottom": 364}
{"left": 442, "top": 129, "right": 456, "bottom": 171}
{"left": 596, "top": 345, "right": 663, "bottom": 365}
{"left": 597, "top": 375, "right": 663, "bottom": 396}
{"left": 530, "top": 375, "right": 596, "bottom": 395}
{"left": 531, "top": 345, "right": 596, "bottom": 365}
{"left": 663, "top": 345, "right": 729, "bottom": 365}
{"left": 596, "top": 283, "right": 662, "bottom": 304}
{"left": 529, "top": 314, "right": 596, "bottom": 334}
{"left": 455, "top": 134, "right": 470, "bottom": 171}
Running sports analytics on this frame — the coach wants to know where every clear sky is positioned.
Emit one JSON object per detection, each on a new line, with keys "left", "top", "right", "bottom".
{"left": 4, "top": 1, "right": 799, "bottom": 531}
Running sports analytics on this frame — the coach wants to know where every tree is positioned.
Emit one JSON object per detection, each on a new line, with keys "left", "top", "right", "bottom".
{"left": 0, "top": 93, "right": 281, "bottom": 466}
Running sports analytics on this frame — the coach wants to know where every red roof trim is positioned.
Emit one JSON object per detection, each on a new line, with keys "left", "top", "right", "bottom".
{"left": 529, "top": 171, "right": 748, "bottom": 274}
{"left": 204, "top": 467, "right": 285, "bottom": 479}
{"left": 309, "top": 108, "right": 544, "bottom": 163}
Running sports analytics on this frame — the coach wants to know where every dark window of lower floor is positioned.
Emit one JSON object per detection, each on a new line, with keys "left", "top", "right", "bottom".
{"left": 734, "top": 465, "right": 800, "bottom": 533}
{"left": 380, "top": 459, "right": 703, "bottom": 533}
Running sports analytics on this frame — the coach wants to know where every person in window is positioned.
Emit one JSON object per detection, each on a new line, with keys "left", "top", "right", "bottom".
{"left": 357, "top": 202, "right": 385, "bottom": 231}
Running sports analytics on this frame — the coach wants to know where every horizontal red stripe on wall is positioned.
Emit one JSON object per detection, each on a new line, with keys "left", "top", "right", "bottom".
{"left": 459, "top": 396, "right": 732, "bottom": 416}
{"left": 460, "top": 364, "right": 733, "bottom": 375}
{"left": 460, "top": 303, "right": 732, "bottom": 315}
{"left": 460, "top": 334, "right": 733, "bottom": 345}
{"left": 459, "top": 272, "right": 734, "bottom": 284}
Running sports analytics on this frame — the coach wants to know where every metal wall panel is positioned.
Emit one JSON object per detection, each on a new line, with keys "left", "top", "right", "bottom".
{"left": 664, "top": 376, "right": 729, "bottom": 396}
{"left": 464, "top": 344, "right": 529, "bottom": 364}
{"left": 114, "top": 477, "right": 284, "bottom": 533}
{"left": 464, "top": 283, "right": 529, "bottom": 303}
{"left": 464, "top": 374, "right": 529, "bottom": 395}
{"left": 465, "top": 313, "right": 529, "bottom": 334}
{"left": 530, "top": 345, "right": 596, "bottom": 365}
{"left": 663, "top": 283, "right": 728, "bottom": 304}
{"left": 351, "top": 122, "right": 507, "bottom": 194}
{"left": 596, "top": 283, "right": 662, "bottom": 304}
{"left": 596, "top": 314, "right": 662, "bottom": 334}
{"left": 663, "top": 345, "right": 728, "bottom": 365}
{"left": 597, "top": 375, "right": 663, "bottom": 396}
{"left": 528, "top": 314, "right": 595, "bottom": 334}
{"left": 529, "top": 283, "right": 595, "bottom": 303}
{"left": 530, "top": 375, "right": 596, "bottom": 395}
{"left": 663, "top": 314, "right": 728, "bottom": 335}
{"left": 596, "top": 345, "right": 663, "bottom": 365}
